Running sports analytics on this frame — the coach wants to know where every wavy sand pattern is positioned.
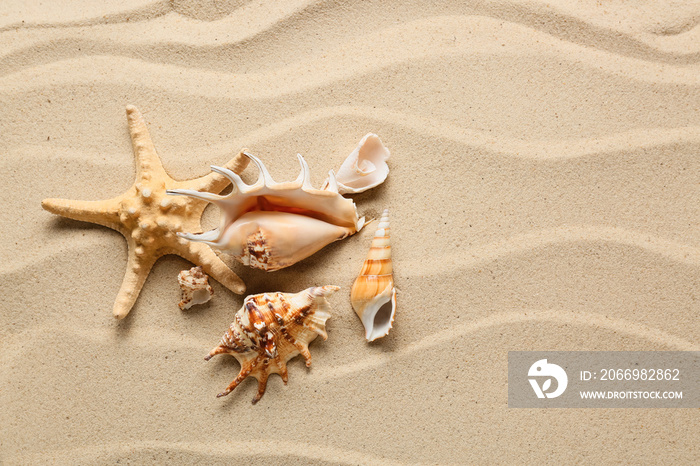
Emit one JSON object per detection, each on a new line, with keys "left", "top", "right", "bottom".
{"left": 1, "top": 0, "right": 698, "bottom": 463}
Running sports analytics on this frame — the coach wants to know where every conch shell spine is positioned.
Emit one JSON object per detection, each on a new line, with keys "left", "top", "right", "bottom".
{"left": 350, "top": 209, "right": 396, "bottom": 342}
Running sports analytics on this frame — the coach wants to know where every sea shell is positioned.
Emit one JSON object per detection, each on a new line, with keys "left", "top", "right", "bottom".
{"left": 168, "top": 153, "right": 365, "bottom": 271}
{"left": 322, "top": 133, "right": 390, "bottom": 194}
{"left": 178, "top": 266, "right": 214, "bottom": 310}
{"left": 205, "top": 285, "right": 339, "bottom": 403}
{"left": 350, "top": 209, "right": 396, "bottom": 342}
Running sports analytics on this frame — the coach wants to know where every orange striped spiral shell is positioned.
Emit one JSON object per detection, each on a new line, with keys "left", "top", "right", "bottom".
{"left": 350, "top": 209, "right": 396, "bottom": 342}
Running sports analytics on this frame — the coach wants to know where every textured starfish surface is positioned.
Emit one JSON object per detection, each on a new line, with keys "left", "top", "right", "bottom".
{"left": 42, "top": 105, "right": 250, "bottom": 319}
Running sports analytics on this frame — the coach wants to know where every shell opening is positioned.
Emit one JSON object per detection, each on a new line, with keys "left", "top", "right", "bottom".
{"left": 361, "top": 286, "right": 396, "bottom": 342}
{"left": 356, "top": 158, "right": 377, "bottom": 174}
{"left": 192, "top": 289, "right": 211, "bottom": 306}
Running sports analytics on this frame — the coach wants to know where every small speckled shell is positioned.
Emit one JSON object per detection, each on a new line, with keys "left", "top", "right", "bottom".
{"left": 205, "top": 285, "right": 340, "bottom": 403}
{"left": 177, "top": 266, "right": 214, "bottom": 310}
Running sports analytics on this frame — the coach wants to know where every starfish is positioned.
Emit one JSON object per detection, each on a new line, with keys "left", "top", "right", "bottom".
{"left": 42, "top": 105, "right": 249, "bottom": 319}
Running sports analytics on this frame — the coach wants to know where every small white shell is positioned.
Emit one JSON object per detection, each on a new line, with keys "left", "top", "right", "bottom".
{"left": 323, "top": 134, "right": 390, "bottom": 194}
{"left": 178, "top": 266, "right": 214, "bottom": 310}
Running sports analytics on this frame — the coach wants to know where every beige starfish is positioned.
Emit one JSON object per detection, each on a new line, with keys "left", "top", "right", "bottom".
{"left": 42, "top": 105, "right": 249, "bottom": 319}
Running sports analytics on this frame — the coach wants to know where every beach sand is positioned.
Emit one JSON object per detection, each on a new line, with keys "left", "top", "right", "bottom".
{"left": 1, "top": 0, "right": 698, "bottom": 463}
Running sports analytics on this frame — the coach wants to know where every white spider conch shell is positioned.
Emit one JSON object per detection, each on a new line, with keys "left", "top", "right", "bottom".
{"left": 168, "top": 153, "right": 365, "bottom": 271}
{"left": 177, "top": 266, "right": 214, "bottom": 310}
{"left": 323, "top": 133, "right": 390, "bottom": 194}
{"left": 350, "top": 209, "right": 396, "bottom": 342}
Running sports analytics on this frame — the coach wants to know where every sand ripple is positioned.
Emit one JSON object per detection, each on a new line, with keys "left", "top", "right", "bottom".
{"left": 4, "top": 439, "right": 408, "bottom": 466}
{"left": 2, "top": 0, "right": 697, "bottom": 67}
{"left": 401, "top": 225, "right": 700, "bottom": 277}
{"left": 6, "top": 109, "right": 699, "bottom": 159}
{"left": 2, "top": 16, "right": 699, "bottom": 88}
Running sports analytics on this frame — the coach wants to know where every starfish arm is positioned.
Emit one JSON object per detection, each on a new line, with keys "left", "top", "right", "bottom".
{"left": 180, "top": 150, "right": 250, "bottom": 194}
{"left": 125, "top": 105, "right": 168, "bottom": 181}
{"left": 112, "top": 248, "right": 157, "bottom": 319}
{"left": 42, "top": 197, "right": 122, "bottom": 230}
{"left": 180, "top": 242, "right": 246, "bottom": 295}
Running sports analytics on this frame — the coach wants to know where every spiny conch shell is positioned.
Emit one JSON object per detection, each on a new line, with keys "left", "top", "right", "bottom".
{"left": 205, "top": 285, "right": 339, "bottom": 404}
{"left": 351, "top": 209, "right": 396, "bottom": 342}
{"left": 178, "top": 266, "right": 214, "bottom": 310}
{"left": 322, "top": 133, "right": 390, "bottom": 194}
{"left": 167, "top": 153, "right": 365, "bottom": 271}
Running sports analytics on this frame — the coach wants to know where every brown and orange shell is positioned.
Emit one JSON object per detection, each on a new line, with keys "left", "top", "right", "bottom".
{"left": 205, "top": 285, "right": 339, "bottom": 403}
